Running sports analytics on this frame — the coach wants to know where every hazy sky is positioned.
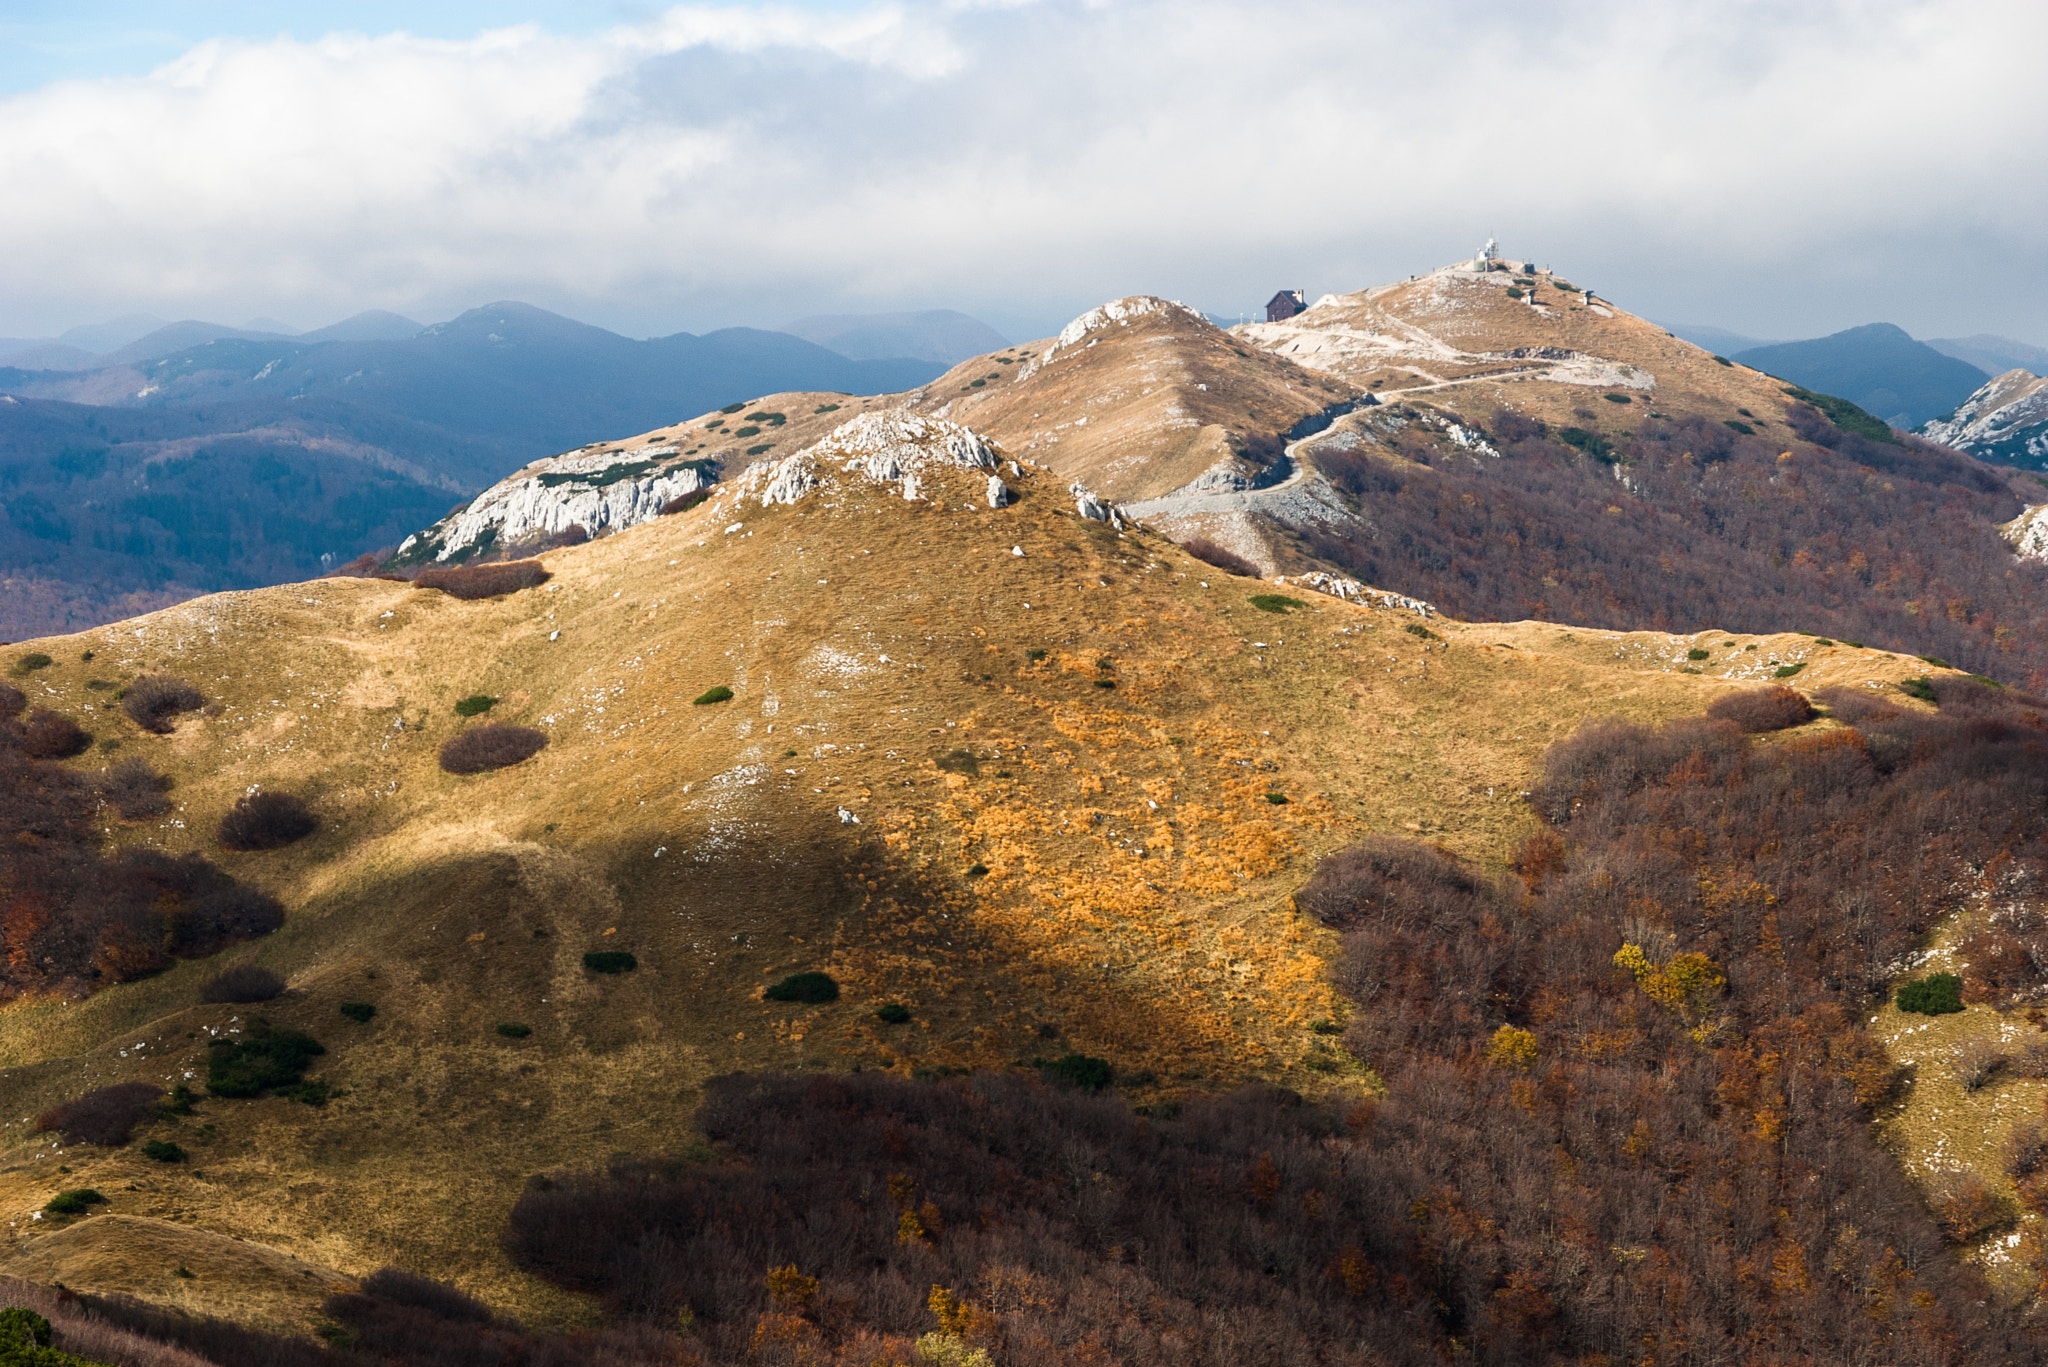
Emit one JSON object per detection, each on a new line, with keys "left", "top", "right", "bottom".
{"left": 3, "top": 1, "right": 2044, "bottom": 345}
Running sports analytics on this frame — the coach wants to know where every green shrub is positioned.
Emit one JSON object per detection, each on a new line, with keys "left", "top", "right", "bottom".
{"left": 496, "top": 1022, "right": 532, "bottom": 1039}
{"left": 693, "top": 686, "right": 733, "bottom": 705}
{"left": 875, "top": 1003, "right": 912, "bottom": 1024}
{"left": 1920, "top": 655, "right": 1951, "bottom": 668}
{"left": 0, "top": 1307, "right": 59, "bottom": 1352}
{"left": 1972, "top": 674, "right": 2007, "bottom": 689}
{"left": 165, "top": 1084, "right": 196, "bottom": 1115}
{"left": 814, "top": 404, "right": 841, "bottom": 415}
{"left": 1899, "top": 677, "right": 1936, "bottom": 702}
{"left": 43, "top": 1188, "right": 106, "bottom": 1216}
{"left": 764, "top": 971, "right": 840, "bottom": 1004}
{"left": 733, "top": 425, "right": 761, "bottom": 438}
{"left": 11, "top": 652, "right": 53, "bottom": 677}
{"left": 746, "top": 444, "right": 774, "bottom": 456}
{"left": 1896, "top": 973, "right": 1963, "bottom": 1015}
{"left": 1724, "top": 419, "right": 1756, "bottom": 435}
{"left": 284, "top": 1079, "right": 330, "bottom": 1106}
{"left": 583, "top": 951, "right": 638, "bottom": 974}
{"left": 339, "top": 1001, "right": 375, "bottom": 1023}
{"left": 454, "top": 694, "right": 496, "bottom": 717}
{"left": 1505, "top": 287, "right": 1524, "bottom": 300}
{"left": 1781, "top": 385, "right": 1896, "bottom": 444}
{"left": 1042, "top": 1054, "right": 1113, "bottom": 1091}
{"left": 143, "top": 1140, "right": 187, "bottom": 1163}
{"left": 1309, "top": 1018, "right": 1343, "bottom": 1035}
{"left": 1713, "top": 355, "right": 1733, "bottom": 366}
{"left": 719, "top": 402, "right": 746, "bottom": 414}
{"left": 1773, "top": 663, "right": 1806, "bottom": 678}
{"left": 1026, "top": 649, "right": 1047, "bottom": 661}
{"left": 1264, "top": 793, "right": 1289, "bottom": 804}
{"left": 1813, "top": 638, "right": 1835, "bottom": 646}
{"left": 1092, "top": 679, "right": 1117, "bottom": 689}
{"left": 1846, "top": 640, "right": 1864, "bottom": 648}
{"left": 1250, "top": 594, "right": 1307, "bottom": 613}
{"left": 1686, "top": 648, "right": 1710, "bottom": 660}
{"left": 1558, "top": 428, "right": 1615, "bottom": 462}
{"left": 205, "top": 1020, "right": 325, "bottom": 1099}
{"left": 967, "top": 863, "right": 988, "bottom": 877}
{"left": 1404, "top": 622, "right": 1439, "bottom": 640}
{"left": 1602, "top": 393, "right": 1631, "bottom": 404}
{"left": 745, "top": 412, "right": 787, "bottom": 425}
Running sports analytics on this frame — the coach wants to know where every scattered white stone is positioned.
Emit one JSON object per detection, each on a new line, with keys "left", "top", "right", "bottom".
{"left": 726, "top": 523, "right": 745, "bottom": 535}
{"left": 838, "top": 807, "right": 861, "bottom": 824}
{"left": 1011, "top": 545, "right": 1025, "bottom": 557}
{"left": 988, "top": 475, "right": 1012, "bottom": 508}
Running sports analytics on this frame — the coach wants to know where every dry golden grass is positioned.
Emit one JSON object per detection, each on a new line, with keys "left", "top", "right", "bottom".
{"left": 0, "top": 454, "right": 1945, "bottom": 1332}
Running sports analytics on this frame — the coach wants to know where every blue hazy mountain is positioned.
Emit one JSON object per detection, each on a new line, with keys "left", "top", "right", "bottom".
{"left": 781, "top": 308, "right": 1008, "bottom": 364}
{"left": 0, "top": 301, "right": 947, "bottom": 636}
{"left": 1924, "top": 333, "right": 2048, "bottom": 379}
{"left": 1732, "top": 323, "right": 1990, "bottom": 427}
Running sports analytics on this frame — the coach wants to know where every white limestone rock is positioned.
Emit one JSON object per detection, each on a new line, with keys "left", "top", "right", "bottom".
{"left": 2001, "top": 504, "right": 2048, "bottom": 563}
{"left": 406, "top": 443, "right": 712, "bottom": 563}
{"left": 1280, "top": 571, "right": 1437, "bottom": 617}
{"left": 987, "top": 475, "right": 1012, "bottom": 508}
{"left": 730, "top": 409, "right": 1003, "bottom": 509}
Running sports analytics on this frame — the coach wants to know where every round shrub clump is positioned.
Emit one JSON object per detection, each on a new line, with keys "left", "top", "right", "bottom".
{"left": 496, "top": 1022, "right": 533, "bottom": 1038}
{"left": 1705, "top": 684, "right": 1814, "bottom": 733}
{"left": 874, "top": 1002, "right": 912, "bottom": 1024}
{"left": 693, "top": 686, "right": 734, "bottom": 705}
{"left": 454, "top": 694, "right": 497, "bottom": 717}
{"left": 43, "top": 1188, "right": 107, "bottom": 1217}
{"left": 122, "top": 674, "right": 205, "bottom": 734}
{"left": 439, "top": 722, "right": 548, "bottom": 775}
{"left": 12, "top": 651, "right": 53, "bottom": 676}
{"left": 339, "top": 1001, "right": 376, "bottom": 1023}
{"left": 143, "top": 1140, "right": 187, "bottom": 1163}
{"left": 218, "top": 791, "right": 319, "bottom": 850}
{"left": 200, "top": 964, "right": 286, "bottom": 1004}
{"left": 764, "top": 971, "right": 839, "bottom": 1004}
{"left": 20, "top": 709, "right": 89, "bottom": 759}
{"left": 583, "top": 950, "right": 638, "bottom": 974}
{"left": 1897, "top": 972, "right": 1964, "bottom": 1016}
{"left": 1042, "top": 1053, "right": 1114, "bottom": 1091}
{"left": 413, "top": 559, "right": 551, "bottom": 600}
{"left": 35, "top": 1082, "right": 163, "bottom": 1146}
{"left": 100, "top": 756, "right": 172, "bottom": 820}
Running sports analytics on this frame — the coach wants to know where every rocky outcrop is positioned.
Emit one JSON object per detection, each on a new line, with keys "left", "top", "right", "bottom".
{"left": 1279, "top": 571, "right": 1436, "bottom": 617}
{"left": 397, "top": 444, "right": 714, "bottom": 564}
{"left": 727, "top": 410, "right": 1004, "bottom": 510}
{"left": 1923, "top": 369, "right": 2048, "bottom": 464}
{"left": 2002, "top": 504, "right": 2048, "bottom": 563}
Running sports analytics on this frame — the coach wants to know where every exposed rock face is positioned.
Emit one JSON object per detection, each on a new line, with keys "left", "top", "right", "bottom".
{"left": 2002, "top": 504, "right": 2048, "bottom": 563}
{"left": 1923, "top": 369, "right": 2048, "bottom": 465}
{"left": 1279, "top": 571, "right": 1437, "bottom": 617}
{"left": 728, "top": 409, "right": 1003, "bottom": 510}
{"left": 398, "top": 444, "right": 713, "bottom": 563}
{"left": 986, "top": 475, "right": 1012, "bottom": 508}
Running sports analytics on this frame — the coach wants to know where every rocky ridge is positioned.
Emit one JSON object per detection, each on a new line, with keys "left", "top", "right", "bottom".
{"left": 1923, "top": 367, "right": 2048, "bottom": 468}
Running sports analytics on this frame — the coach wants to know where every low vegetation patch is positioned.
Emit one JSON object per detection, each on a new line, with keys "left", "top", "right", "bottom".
{"left": 1041, "top": 1053, "right": 1113, "bottom": 1091}
{"left": 205, "top": 1020, "right": 326, "bottom": 1100}
{"left": 413, "top": 560, "right": 551, "bottom": 600}
{"left": 200, "top": 964, "right": 285, "bottom": 1004}
{"left": 1900, "top": 676, "right": 1937, "bottom": 702}
{"left": 10, "top": 652, "right": 54, "bottom": 678}
{"left": 439, "top": 723, "right": 547, "bottom": 774}
{"left": 1182, "top": 538, "right": 1259, "bottom": 577}
{"left": 339, "top": 1000, "right": 375, "bottom": 1023}
{"left": 874, "top": 1003, "right": 912, "bottom": 1024}
{"left": 121, "top": 674, "right": 204, "bottom": 734}
{"left": 1705, "top": 684, "right": 1814, "bottom": 733}
{"left": 495, "top": 1023, "right": 532, "bottom": 1039}
{"left": 692, "top": 686, "right": 734, "bottom": 705}
{"left": 583, "top": 951, "right": 638, "bottom": 975}
{"left": 763, "top": 971, "right": 839, "bottom": 1004}
{"left": 1773, "top": 662, "right": 1806, "bottom": 678}
{"left": 1686, "top": 647, "right": 1711, "bottom": 660}
{"left": 143, "top": 1140, "right": 187, "bottom": 1163}
{"left": 36, "top": 1082, "right": 163, "bottom": 1146}
{"left": 1250, "top": 594, "right": 1307, "bottom": 613}
{"left": 660, "top": 488, "right": 711, "bottom": 516}
{"left": 218, "top": 791, "right": 318, "bottom": 851}
{"left": 1896, "top": 972, "right": 1965, "bottom": 1015}
{"left": 42, "top": 1189, "right": 106, "bottom": 1217}
{"left": 99, "top": 757, "right": 171, "bottom": 820}
{"left": 453, "top": 694, "right": 496, "bottom": 717}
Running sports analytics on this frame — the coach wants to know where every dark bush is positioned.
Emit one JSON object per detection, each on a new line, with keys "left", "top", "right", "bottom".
{"left": 19, "top": 709, "right": 89, "bottom": 759}
{"left": 357, "top": 1268, "right": 500, "bottom": 1327}
{"left": 218, "top": 791, "right": 319, "bottom": 850}
{"left": 1898, "top": 972, "right": 1965, "bottom": 1015}
{"left": 35, "top": 1083, "right": 162, "bottom": 1146}
{"left": 1686, "top": 647, "right": 1711, "bottom": 660}
{"left": 1250, "top": 594, "right": 1306, "bottom": 613}
{"left": 1183, "top": 538, "right": 1260, "bottom": 577}
{"left": 339, "top": 1001, "right": 375, "bottom": 1023}
{"left": 1705, "top": 684, "right": 1815, "bottom": 732}
{"left": 11, "top": 652, "right": 52, "bottom": 676}
{"left": 1774, "top": 662, "right": 1807, "bottom": 678}
{"left": 763, "top": 970, "right": 837, "bottom": 1003}
{"left": 142, "top": 1140, "right": 186, "bottom": 1163}
{"left": 453, "top": 694, "right": 495, "bottom": 717}
{"left": 200, "top": 964, "right": 285, "bottom": 1004}
{"left": 691, "top": 686, "right": 733, "bottom": 705}
{"left": 583, "top": 951, "right": 638, "bottom": 975}
{"left": 206, "top": 1020, "right": 324, "bottom": 1098}
{"left": 874, "top": 1002, "right": 912, "bottom": 1024}
{"left": 438, "top": 723, "right": 547, "bottom": 775}
{"left": 413, "top": 560, "right": 550, "bottom": 600}
{"left": 99, "top": 757, "right": 171, "bottom": 820}
{"left": 660, "top": 489, "right": 711, "bottom": 516}
{"left": 42, "top": 1189, "right": 105, "bottom": 1217}
{"left": 1900, "top": 676, "right": 1938, "bottom": 702}
{"left": 0, "top": 683, "right": 22, "bottom": 720}
{"left": 121, "top": 675, "right": 204, "bottom": 734}
{"left": 495, "top": 1023, "right": 532, "bottom": 1038}
{"left": 1042, "top": 1053, "right": 1113, "bottom": 1090}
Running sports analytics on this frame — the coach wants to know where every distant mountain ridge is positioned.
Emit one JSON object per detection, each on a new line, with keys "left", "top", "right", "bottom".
{"left": 1731, "top": 322, "right": 1989, "bottom": 427}
{"left": 781, "top": 308, "right": 1008, "bottom": 364}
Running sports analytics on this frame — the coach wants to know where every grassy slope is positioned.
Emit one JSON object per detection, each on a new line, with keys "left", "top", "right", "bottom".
{"left": 0, "top": 407, "right": 1955, "bottom": 1335}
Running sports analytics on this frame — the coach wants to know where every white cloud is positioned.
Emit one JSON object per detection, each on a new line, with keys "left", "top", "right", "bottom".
{"left": 1, "top": 0, "right": 2044, "bottom": 342}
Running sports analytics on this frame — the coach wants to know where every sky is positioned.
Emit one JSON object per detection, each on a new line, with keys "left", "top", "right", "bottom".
{"left": 2, "top": 0, "right": 2045, "bottom": 346}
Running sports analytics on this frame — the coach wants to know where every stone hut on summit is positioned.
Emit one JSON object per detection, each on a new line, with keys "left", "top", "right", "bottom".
{"left": 1265, "top": 290, "right": 1306, "bottom": 323}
